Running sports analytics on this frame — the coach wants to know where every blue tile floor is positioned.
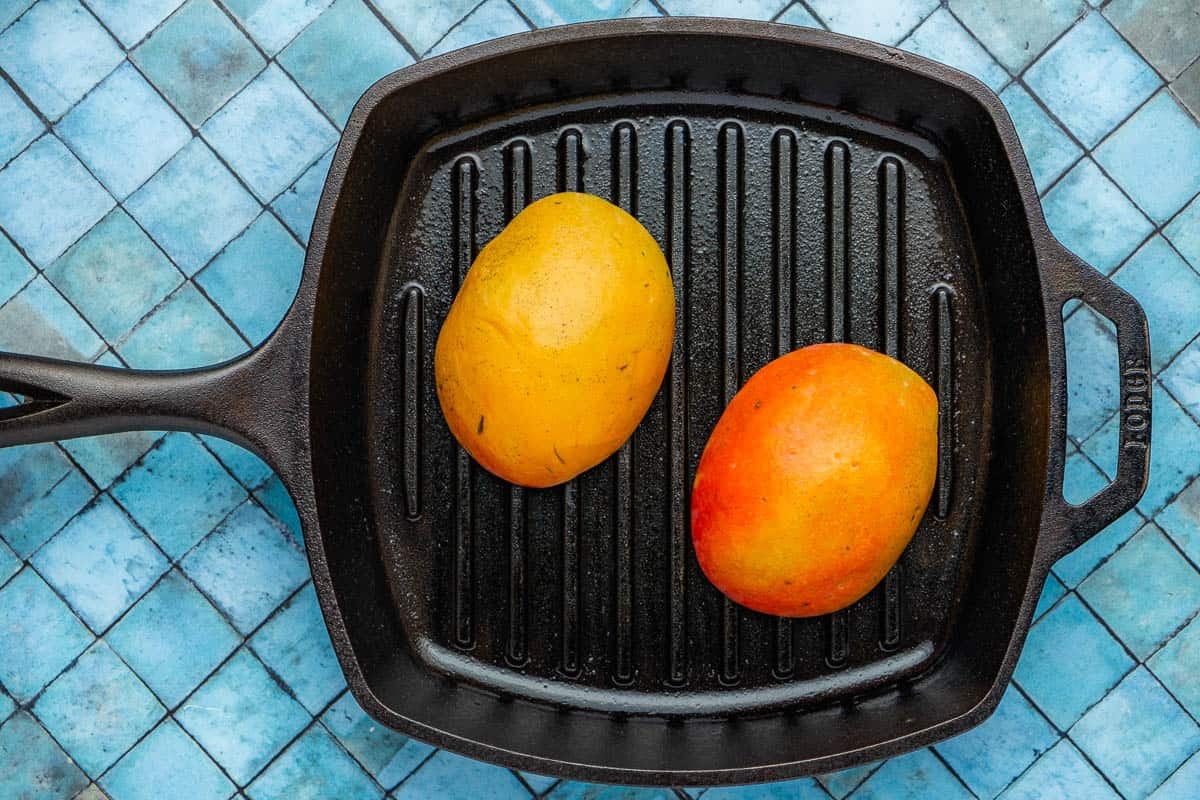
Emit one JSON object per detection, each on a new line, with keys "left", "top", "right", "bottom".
{"left": 0, "top": 1, "right": 1198, "bottom": 798}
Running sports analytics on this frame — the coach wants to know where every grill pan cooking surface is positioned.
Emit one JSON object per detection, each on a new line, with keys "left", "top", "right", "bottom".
{"left": 0, "top": 19, "right": 1151, "bottom": 785}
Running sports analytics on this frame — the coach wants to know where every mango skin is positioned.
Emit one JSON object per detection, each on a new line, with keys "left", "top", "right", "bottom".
{"left": 691, "top": 343, "right": 938, "bottom": 617}
{"left": 435, "top": 192, "right": 674, "bottom": 488}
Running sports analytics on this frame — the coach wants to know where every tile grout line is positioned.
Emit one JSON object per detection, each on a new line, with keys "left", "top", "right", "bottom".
{"left": 361, "top": 0, "right": 423, "bottom": 62}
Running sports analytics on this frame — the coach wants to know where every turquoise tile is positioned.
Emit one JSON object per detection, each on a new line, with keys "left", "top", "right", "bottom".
{"left": 322, "top": 692, "right": 435, "bottom": 790}
{"left": 659, "top": 0, "right": 789, "bottom": 21}
{"left": 0, "top": 1, "right": 34, "bottom": 30}
{"left": 117, "top": 283, "right": 246, "bottom": 369}
{"left": 998, "top": 83, "right": 1081, "bottom": 192}
{"left": 850, "top": 748, "right": 972, "bottom": 800}
{"left": 86, "top": 0, "right": 187, "bottom": 48}
{"left": 0, "top": 712, "right": 90, "bottom": 800}
{"left": 802, "top": 0, "right": 936, "bottom": 44}
{"left": 1113, "top": 236, "right": 1200, "bottom": 370}
{"left": 516, "top": 0, "right": 641, "bottom": 26}
{"left": 949, "top": 0, "right": 1086, "bottom": 73}
{"left": 0, "top": 569, "right": 93, "bottom": 701}
{"left": 1105, "top": 0, "right": 1200, "bottom": 79}
{"left": 0, "top": 685, "right": 13, "bottom": 723}
{"left": 202, "top": 64, "right": 338, "bottom": 201}
{"left": 1034, "top": 573, "right": 1067, "bottom": 620}
{"left": 44, "top": 208, "right": 182, "bottom": 342}
{"left": 700, "top": 777, "right": 827, "bottom": 798}
{"left": 0, "top": 0, "right": 122, "bottom": 119}
{"left": 61, "top": 431, "right": 164, "bottom": 489}
{"left": 393, "top": 750, "right": 531, "bottom": 799}
{"left": 1148, "top": 614, "right": 1200, "bottom": 719}
{"left": 1158, "top": 476, "right": 1200, "bottom": 565}
{"left": 0, "top": 538, "right": 17, "bottom": 586}
{"left": 900, "top": 8, "right": 1008, "bottom": 90}
{"left": 131, "top": 0, "right": 266, "bottom": 126}
{"left": 201, "top": 435, "right": 275, "bottom": 490}
{"left": 996, "top": 740, "right": 1119, "bottom": 800}
{"left": 32, "top": 495, "right": 168, "bottom": 632}
{"left": 1042, "top": 158, "right": 1152, "bottom": 274}
{"left": 33, "top": 641, "right": 165, "bottom": 775}
{"left": 73, "top": 784, "right": 109, "bottom": 800}
{"left": 775, "top": 3, "right": 820, "bottom": 27}
{"left": 1053, "top": 507, "right": 1142, "bottom": 587}
{"left": 0, "top": 230, "right": 34, "bottom": 306}
{"left": 371, "top": 0, "right": 479, "bottom": 55}
{"left": 1063, "top": 445, "right": 1106, "bottom": 506}
{"left": 101, "top": 719, "right": 234, "bottom": 800}
{"left": 181, "top": 500, "right": 309, "bottom": 633}
{"left": 106, "top": 569, "right": 240, "bottom": 707}
{"left": 219, "top": 0, "right": 333, "bottom": 55}
{"left": 1071, "top": 667, "right": 1200, "bottom": 799}
{"left": 254, "top": 474, "right": 301, "bottom": 536}
{"left": 246, "top": 725, "right": 384, "bottom": 800}
{"left": 1025, "top": 12, "right": 1160, "bottom": 147}
{"left": 111, "top": 433, "right": 248, "bottom": 560}
{"left": 0, "top": 442, "right": 73, "bottom": 536}
{"left": 1065, "top": 305, "right": 1119, "bottom": 442}
{"left": 1165, "top": 194, "right": 1200, "bottom": 270}
{"left": 0, "top": 275, "right": 105, "bottom": 360}
{"left": 250, "top": 584, "right": 344, "bottom": 714}
{"left": 1013, "top": 593, "right": 1133, "bottom": 729}
{"left": 125, "top": 138, "right": 260, "bottom": 274}
{"left": 1096, "top": 91, "right": 1200, "bottom": 223}
{"left": 1149, "top": 751, "right": 1200, "bottom": 800}
{"left": 196, "top": 212, "right": 304, "bottom": 343}
{"left": 57, "top": 61, "right": 190, "bottom": 199}
{"left": 517, "top": 772, "right": 559, "bottom": 795}
{"left": 278, "top": 0, "right": 413, "bottom": 126}
{"left": 936, "top": 685, "right": 1058, "bottom": 798}
{"left": 427, "top": 0, "right": 531, "bottom": 58}
{"left": 0, "top": 135, "right": 115, "bottom": 266}
{"left": 0, "top": 76, "right": 42, "bottom": 167}
{"left": 271, "top": 147, "right": 333, "bottom": 243}
{"left": 175, "top": 648, "right": 311, "bottom": 785}
{"left": 0, "top": 466, "right": 92, "bottom": 558}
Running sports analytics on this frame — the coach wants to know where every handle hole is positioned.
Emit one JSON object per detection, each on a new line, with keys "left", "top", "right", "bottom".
{"left": 1063, "top": 302, "right": 1119, "bottom": 504}
{"left": 0, "top": 392, "right": 30, "bottom": 409}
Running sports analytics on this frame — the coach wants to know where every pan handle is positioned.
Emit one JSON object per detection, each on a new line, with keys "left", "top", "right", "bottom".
{"left": 1045, "top": 242, "right": 1151, "bottom": 562}
{"left": 0, "top": 339, "right": 304, "bottom": 476}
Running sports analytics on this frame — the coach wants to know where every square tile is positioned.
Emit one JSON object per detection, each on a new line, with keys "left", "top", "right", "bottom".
{"left": 700, "top": 778, "right": 827, "bottom": 799}
{"left": 1063, "top": 444, "right": 1106, "bottom": 505}
{"left": 322, "top": 693, "right": 434, "bottom": 790}
{"left": 900, "top": 8, "right": 1008, "bottom": 90}
{"left": 74, "top": 783, "right": 111, "bottom": 800}
{"left": 0, "top": 539, "right": 17, "bottom": 587}
{"left": 1065, "top": 305, "right": 1119, "bottom": 441}
{"left": 517, "top": 772, "right": 559, "bottom": 795}
{"left": 516, "top": 0, "right": 643, "bottom": 26}
{"left": 0, "top": 76, "right": 42, "bottom": 167}
{"left": 1165, "top": 194, "right": 1200, "bottom": 271}
{"left": 1095, "top": 90, "right": 1200, "bottom": 223}
{"left": 222, "top": 0, "right": 334, "bottom": 55}
{"left": 653, "top": 0, "right": 788, "bottom": 20}
{"left": 377, "top": 0, "right": 482, "bottom": 56}
{"left": 85, "top": 0, "right": 187, "bottom": 48}
{"left": 1159, "top": 475, "right": 1200, "bottom": 564}
{"left": 1174, "top": 56, "right": 1200, "bottom": 118}
{"left": 0, "top": 684, "right": 13, "bottom": 722}
{"left": 1149, "top": 614, "right": 1200, "bottom": 719}
{"left": 111, "top": 433, "right": 247, "bottom": 560}
{"left": 57, "top": 62, "right": 190, "bottom": 200}
{"left": 175, "top": 648, "right": 310, "bottom": 785}
{"left": 44, "top": 208, "right": 182, "bottom": 342}
{"left": 776, "top": 4, "right": 821, "bottom": 27}
{"left": 1053, "top": 505, "right": 1142, "bottom": 586}
{"left": 278, "top": 0, "right": 412, "bottom": 127}
{"left": 106, "top": 569, "right": 240, "bottom": 708}
{"left": 271, "top": 147, "right": 333, "bottom": 243}
{"left": 201, "top": 435, "right": 274, "bottom": 490}
{"left": 34, "top": 641, "right": 165, "bottom": 775}
{"left": 393, "top": 750, "right": 531, "bottom": 799}
{"left": 1042, "top": 158, "right": 1152, "bottom": 274}
{"left": 203, "top": 64, "right": 337, "bottom": 202}
{"left": 1013, "top": 593, "right": 1133, "bottom": 728}
{"left": 0, "top": 463, "right": 93, "bottom": 558}
{"left": 255, "top": 475, "right": 301, "bottom": 536}
{"left": 125, "top": 138, "right": 260, "bottom": 274}
{"left": 0, "top": 443, "right": 73, "bottom": 541}
{"left": 32, "top": 495, "right": 168, "bottom": 632}
{"left": 61, "top": 431, "right": 164, "bottom": 489}
{"left": 0, "top": 1, "right": 35, "bottom": 30}
{"left": 1113, "top": 235, "right": 1200, "bottom": 370}
{"left": 1105, "top": 0, "right": 1200, "bottom": 79}
{"left": 0, "top": 135, "right": 115, "bottom": 266}
{"left": 101, "top": 718, "right": 235, "bottom": 800}
{"left": 0, "top": 712, "right": 90, "bottom": 800}
{"left": 1150, "top": 751, "right": 1200, "bottom": 800}
{"left": 427, "top": 0, "right": 531, "bottom": 58}
{"left": 0, "top": 569, "right": 92, "bottom": 700}
{"left": 246, "top": 724, "right": 383, "bottom": 800}
{"left": 803, "top": 0, "right": 936, "bottom": 44}
{"left": 1079, "top": 523, "right": 1200, "bottom": 658}
{"left": 1035, "top": 574, "right": 1066, "bottom": 620}
{"left": 999, "top": 84, "right": 1081, "bottom": 192}
{"left": 131, "top": 0, "right": 266, "bottom": 126}
{"left": 0, "top": 0, "right": 122, "bottom": 119}
{"left": 996, "top": 740, "right": 1120, "bottom": 800}
{"left": 250, "top": 584, "right": 343, "bottom": 714}
{"left": 1025, "top": 12, "right": 1160, "bottom": 147}
{"left": 948, "top": 0, "right": 1085, "bottom": 73}
{"left": 117, "top": 283, "right": 246, "bottom": 369}
{"left": 196, "top": 212, "right": 303, "bottom": 343}
{"left": 1071, "top": 667, "right": 1200, "bottom": 798}
{"left": 849, "top": 748, "right": 972, "bottom": 800}
{"left": 182, "top": 500, "right": 309, "bottom": 633}
{"left": 0, "top": 275, "right": 104, "bottom": 360}
{"left": 0, "top": 230, "right": 34, "bottom": 306}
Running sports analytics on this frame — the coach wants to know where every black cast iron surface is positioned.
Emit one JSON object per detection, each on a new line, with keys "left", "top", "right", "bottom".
{"left": 0, "top": 19, "right": 1151, "bottom": 785}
